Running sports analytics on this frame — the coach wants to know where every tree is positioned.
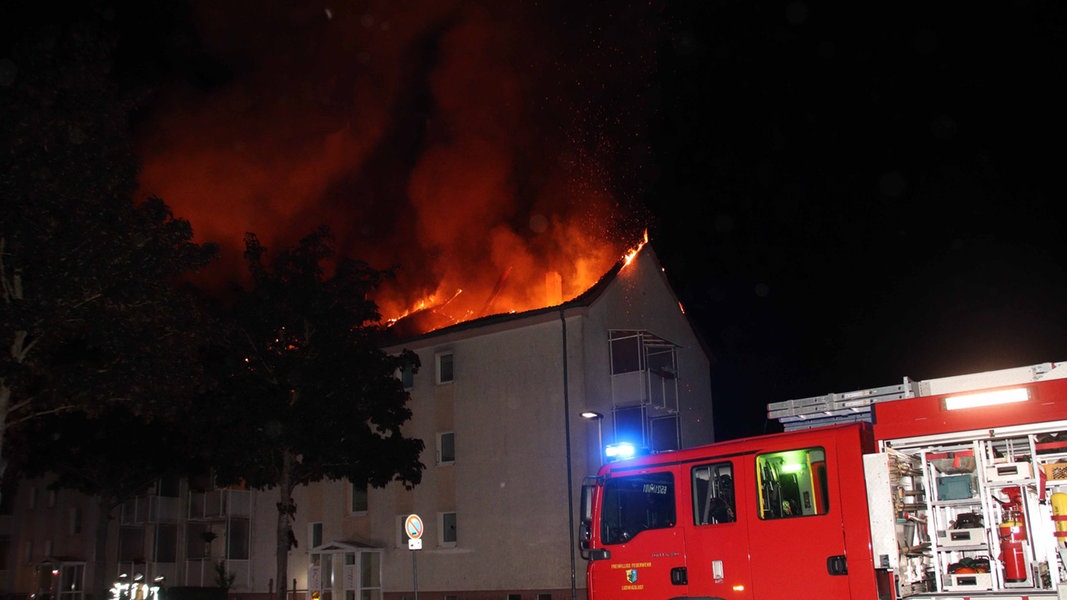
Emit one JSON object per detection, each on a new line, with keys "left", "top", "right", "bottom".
{"left": 0, "top": 2, "right": 217, "bottom": 487}
{"left": 200, "top": 228, "right": 423, "bottom": 600}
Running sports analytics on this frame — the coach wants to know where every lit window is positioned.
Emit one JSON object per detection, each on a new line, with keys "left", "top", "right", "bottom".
{"left": 440, "top": 512, "right": 457, "bottom": 546}
{"left": 756, "top": 447, "right": 829, "bottom": 519}
{"left": 436, "top": 352, "right": 454, "bottom": 384}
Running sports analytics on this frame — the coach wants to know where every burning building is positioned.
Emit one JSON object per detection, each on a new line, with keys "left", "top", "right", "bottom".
{"left": 0, "top": 240, "right": 714, "bottom": 600}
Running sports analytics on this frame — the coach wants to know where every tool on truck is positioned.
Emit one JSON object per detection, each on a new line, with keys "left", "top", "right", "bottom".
{"left": 580, "top": 361, "right": 1067, "bottom": 599}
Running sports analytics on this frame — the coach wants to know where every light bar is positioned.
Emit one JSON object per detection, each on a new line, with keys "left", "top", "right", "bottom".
{"left": 605, "top": 442, "right": 636, "bottom": 460}
{"left": 943, "top": 387, "right": 1030, "bottom": 411}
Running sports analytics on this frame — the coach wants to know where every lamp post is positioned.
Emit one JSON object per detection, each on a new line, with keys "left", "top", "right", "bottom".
{"left": 580, "top": 411, "right": 604, "bottom": 466}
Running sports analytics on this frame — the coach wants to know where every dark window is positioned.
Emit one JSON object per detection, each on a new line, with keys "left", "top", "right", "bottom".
{"left": 400, "top": 364, "right": 415, "bottom": 388}
{"left": 228, "top": 518, "right": 249, "bottom": 559}
{"left": 351, "top": 482, "right": 368, "bottom": 513}
{"left": 650, "top": 415, "right": 679, "bottom": 452}
{"left": 692, "top": 462, "right": 736, "bottom": 524}
{"left": 600, "top": 471, "right": 675, "bottom": 544}
{"left": 610, "top": 335, "right": 642, "bottom": 374}
{"left": 155, "top": 524, "right": 178, "bottom": 562}
{"left": 613, "top": 406, "right": 644, "bottom": 448}
{"left": 437, "top": 352, "right": 454, "bottom": 383}
{"left": 118, "top": 526, "right": 144, "bottom": 562}
{"left": 757, "top": 447, "right": 830, "bottom": 519}
{"left": 438, "top": 432, "right": 456, "bottom": 464}
{"left": 441, "top": 512, "right": 457, "bottom": 545}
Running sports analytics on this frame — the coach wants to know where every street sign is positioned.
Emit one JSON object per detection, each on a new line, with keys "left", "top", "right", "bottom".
{"left": 408, "top": 538, "right": 422, "bottom": 550}
{"left": 404, "top": 514, "right": 424, "bottom": 540}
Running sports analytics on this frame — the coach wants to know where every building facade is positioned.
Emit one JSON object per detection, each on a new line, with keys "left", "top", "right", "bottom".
{"left": 0, "top": 244, "right": 714, "bottom": 600}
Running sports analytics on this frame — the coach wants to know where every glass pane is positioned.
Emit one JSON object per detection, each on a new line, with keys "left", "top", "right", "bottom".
{"left": 610, "top": 336, "right": 641, "bottom": 374}
{"left": 600, "top": 472, "right": 675, "bottom": 544}
{"left": 228, "top": 518, "right": 249, "bottom": 559}
{"left": 155, "top": 524, "right": 178, "bottom": 562}
{"left": 437, "top": 353, "right": 454, "bottom": 383}
{"left": 441, "top": 513, "right": 457, "bottom": 544}
{"left": 757, "top": 447, "right": 829, "bottom": 519}
{"left": 360, "top": 552, "right": 380, "bottom": 587}
{"left": 439, "top": 433, "right": 455, "bottom": 463}
{"left": 692, "top": 463, "right": 735, "bottom": 525}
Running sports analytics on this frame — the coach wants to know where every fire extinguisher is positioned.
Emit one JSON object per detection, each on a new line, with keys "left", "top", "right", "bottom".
{"left": 993, "top": 486, "right": 1028, "bottom": 582}
{"left": 1052, "top": 489, "right": 1067, "bottom": 548}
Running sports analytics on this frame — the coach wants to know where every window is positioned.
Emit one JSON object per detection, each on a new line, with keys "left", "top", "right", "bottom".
{"left": 438, "top": 432, "right": 456, "bottom": 465}
{"left": 47, "top": 489, "right": 57, "bottom": 508}
{"left": 436, "top": 352, "right": 454, "bottom": 384}
{"left": 309, "top": 522, "right": 323, "bottom": 548}
{"left": 69, "top": 507, "right": 83, "bottom": 535}
{"left": 228, "top": 517, "right": 250, "bottom": 559}
{"left": 610, "top": 334, "right": 642, "bottom": 374}
{"left": 756, "top": 447, "right": 829, "bottom": 519}
{"left": 155, "top": 524, "right": 178, "bottom": 562}
{"left": 0, "top": 536, "right": 10, "bottom": 570}
{"left": 507, "top": 595, "right": 521, "bottom": 600}
{"left": 350, "top": 482, "right": 368, "bottom": 513}
{"left": 399, "top": 363, "right": 415, "bottom": 389}
{"left": 599, "top": 471, "right": 675, "bottom": 544}
{"left": 692, "top": 462, "right": 735, "bottom": 524}
{"left": 613, "top": 406, "right": 644, "bottom": 448}
{"left": 118, "top": 526, "right": 144, "bottom": 562}
{"left": 158, "top": 476, "right": 181, "bottom": 497}
{"left": 439, "top": 512, "right": 457, "bottom": 546}
{"left": 537, "top": 594, "right": 553, "bottom": 600}
{"left": 650, "top": 415, "right": 679, "bottom": 453}
{"left": 28, "top": 487, "right": 37, "bottom": 510}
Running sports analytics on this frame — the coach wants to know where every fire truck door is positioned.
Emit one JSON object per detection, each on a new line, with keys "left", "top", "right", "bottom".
{"left": 684, "top": 458, "right": 754, "bottom": 599}
{"left": 587, "top": 468, "right": 688, "bottom": 598}
{"left": 746, "top": 443, "right": 852, "bottom": 599}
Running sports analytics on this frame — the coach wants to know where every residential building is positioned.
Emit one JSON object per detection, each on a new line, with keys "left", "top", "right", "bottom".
{"left": 0, "top": 242, "right": 714, "bottom": 600}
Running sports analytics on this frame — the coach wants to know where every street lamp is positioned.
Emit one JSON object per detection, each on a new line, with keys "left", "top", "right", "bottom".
{"left": 580, "top": 411, "right": 604, "bottom": 466}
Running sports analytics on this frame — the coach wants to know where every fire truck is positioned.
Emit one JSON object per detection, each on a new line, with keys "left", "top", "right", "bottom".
{"left": 579, "top": 362, "right": 1067, "bottom": 599}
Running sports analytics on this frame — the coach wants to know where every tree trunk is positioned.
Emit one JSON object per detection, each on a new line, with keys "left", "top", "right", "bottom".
{"left": 93, "top": 495, "right": 116, "bottom": 600}
{"left": 276, "top": 453, "right": 296, "bottom": 600}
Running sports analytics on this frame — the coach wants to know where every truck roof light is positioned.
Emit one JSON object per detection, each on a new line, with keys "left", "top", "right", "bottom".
{"left": 943, "top": 387, "right": 1029, "bottom": 411}
{"left": 605, "top": 442, "right": 636, "bottom": 460}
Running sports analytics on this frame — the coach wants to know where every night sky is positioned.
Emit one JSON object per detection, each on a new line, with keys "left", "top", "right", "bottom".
{"left": 9, "top": 1, "right": 1067, "bottom": 440}
{"left": 648, "top": 3, "right": 1067, "bottom": 438}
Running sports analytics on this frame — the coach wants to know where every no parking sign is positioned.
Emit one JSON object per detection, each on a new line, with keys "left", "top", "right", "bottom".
{"left": 405, "top": 514, "right": 424, "bottom": 550}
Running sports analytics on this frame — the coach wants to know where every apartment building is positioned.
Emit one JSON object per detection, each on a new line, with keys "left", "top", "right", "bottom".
{"left": 0, "top": 243, "right": 714, "bottom": 600}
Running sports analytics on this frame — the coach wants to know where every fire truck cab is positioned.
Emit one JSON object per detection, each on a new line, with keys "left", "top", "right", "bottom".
{"left": 580, "top": 362, "right": 1067, "bottom": 599}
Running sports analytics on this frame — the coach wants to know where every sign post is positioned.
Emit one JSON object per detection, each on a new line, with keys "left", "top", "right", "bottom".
{"left": 404, "top": 514, "right": 423, "bottom": 600}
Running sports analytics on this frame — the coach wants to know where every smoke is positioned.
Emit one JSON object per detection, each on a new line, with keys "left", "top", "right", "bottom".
{"left": 135, "top": 0, "right": 658, "bottom": 324}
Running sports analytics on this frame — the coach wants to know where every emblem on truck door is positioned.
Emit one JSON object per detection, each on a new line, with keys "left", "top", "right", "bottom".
{"left": 625, "top": 569, "right": 638, "bottom": 584}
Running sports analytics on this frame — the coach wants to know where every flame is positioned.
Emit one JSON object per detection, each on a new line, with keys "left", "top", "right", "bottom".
{"left": 132, "top": 3, "right": 657, "bottom": 336}
{"left": 622, "top": 230, "right": 650, "bottom": 267}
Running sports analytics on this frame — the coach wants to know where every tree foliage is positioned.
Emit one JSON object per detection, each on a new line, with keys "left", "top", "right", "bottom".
{"left": 198, "top": 227, "right": 423, "bottom": 600}
{"left": 0, "top": 1, "right": 217, "bottom": 484}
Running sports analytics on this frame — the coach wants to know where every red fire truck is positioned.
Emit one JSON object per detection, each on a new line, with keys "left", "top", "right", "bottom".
{"left": 580, "top": 362, "right": 1067, "bottom": 599}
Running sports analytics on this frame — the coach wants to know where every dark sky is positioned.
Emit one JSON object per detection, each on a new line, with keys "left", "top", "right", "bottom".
{"left": 647, "top": 2, "right": 1067, "bottom": 438}
{"left": 9, "top": 1, "right": 1066, "bottom": 441}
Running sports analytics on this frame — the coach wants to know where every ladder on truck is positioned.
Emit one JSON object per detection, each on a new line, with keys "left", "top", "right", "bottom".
{"left": 768, "top": 362, "right": 1067, "bottom": 431}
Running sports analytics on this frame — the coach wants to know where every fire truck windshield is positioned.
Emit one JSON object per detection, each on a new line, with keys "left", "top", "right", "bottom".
{"left": 599, "top": 471, "right": 675, "bottom": 544}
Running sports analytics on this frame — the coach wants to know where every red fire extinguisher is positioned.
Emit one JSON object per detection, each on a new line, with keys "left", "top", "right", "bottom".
{"left": 994, "top": 486, "right": 1028, "bottom": 582}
